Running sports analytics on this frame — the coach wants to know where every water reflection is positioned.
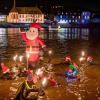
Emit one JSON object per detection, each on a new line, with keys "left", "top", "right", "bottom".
{"left": 58, "top": 28, "right": 89, "bottom": 40}
{"left": 0, "top": 27, "right": 100, "bottom": 100}
{"left": 0, "top": 27, "right": 96, "bottom": 61}
{"left": 0, "top": 28, "right": 90, "bottom": 48}
{"left": 7, "top": 28, "right": 23, "bottom": 47}
{"left": 48, "top": 28, "right": 89, "bottom": 40}
{"left": 0, "top": 28, "right": 7, "bottom": 47}
{"left": 81, "top": 28, "right": 89, "bottom": 40}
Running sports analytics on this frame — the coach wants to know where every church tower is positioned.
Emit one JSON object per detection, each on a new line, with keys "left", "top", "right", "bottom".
{"left": 7, "top": 0, "right": 18, "bottom": 23}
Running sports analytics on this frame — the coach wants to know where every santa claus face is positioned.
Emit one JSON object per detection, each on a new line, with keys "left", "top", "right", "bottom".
{"left": 26, "top": 27, "right": 39, "bottom": 40}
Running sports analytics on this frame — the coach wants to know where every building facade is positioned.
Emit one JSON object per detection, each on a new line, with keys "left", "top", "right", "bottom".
{"left": 7, "top": 7, "right": 44, "bottom": 23}
{"left": 7, "top": 0, "right": 44, "bottom": 23}
{"left": 55, "top": 11, "right": 91, "bottom": 24}
{"left": 0, "top": 14, "right": 7, "bottom": 22}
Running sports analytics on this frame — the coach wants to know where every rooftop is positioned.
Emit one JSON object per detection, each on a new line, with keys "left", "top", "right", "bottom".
{"left": 10, "top": 6, "right": 43, "bottom": 14}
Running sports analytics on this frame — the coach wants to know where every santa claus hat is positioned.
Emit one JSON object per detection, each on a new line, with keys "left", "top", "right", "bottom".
{"left": 1, "top": 64, "right": 10, "bottom": 74}
{"left": 30, "top": 23, "right": 42, "bottom": 29}
{"left": 65, "top": 56, "right": 71, "bottom": 61}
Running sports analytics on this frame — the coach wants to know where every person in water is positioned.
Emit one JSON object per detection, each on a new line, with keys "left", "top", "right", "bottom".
{"left": 65, "top": 56, "right": 80, "bottom": 80}
{"left": 24, "top": 67, "right": 44, "bottom": 99}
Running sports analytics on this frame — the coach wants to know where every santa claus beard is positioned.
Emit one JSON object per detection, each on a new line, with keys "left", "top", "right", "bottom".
{"left": 26, "top": 28, "right": 39, "bottom": 40}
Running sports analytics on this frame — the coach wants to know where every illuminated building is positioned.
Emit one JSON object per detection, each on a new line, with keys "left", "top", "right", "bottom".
{"left": 0, "top": 28, "right": 7, "bottom": 46}
{"left": 55, "top": 11, "right": 91, "bottom": 24}
{"left": 7, "top": 0, "right": 44, "bottom": 23}
{"left": 0, "top": 14, "right": 7, "bottom": 22}
{"left": 81, "top": 12, "right": 91, "bottom": 24}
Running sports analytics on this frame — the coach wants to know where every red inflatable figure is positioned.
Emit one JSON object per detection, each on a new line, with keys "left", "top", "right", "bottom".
{"left": 20, "top": 23, "right": 46, "bottom": 67}
{"left": 1, "top": 63, "right": 10, "bottom": 74}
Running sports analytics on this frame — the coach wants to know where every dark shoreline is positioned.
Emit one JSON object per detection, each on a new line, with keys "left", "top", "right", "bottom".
{"left": 0, "top": 22, "right": 99, "bottom": 28}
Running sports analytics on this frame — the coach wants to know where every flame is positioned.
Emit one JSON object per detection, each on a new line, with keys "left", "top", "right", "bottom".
{"left": 42, "top": 77, "right": 48, "bottom": 87}
{"left": 26, "top": 53, "right": 30, "bottom": 58}
{"left": 36, "top": 68, "right": 43, "bottom": 76}
{"left": 79, "top": 57, "right": 85, "bottom": 62}
{"left": 19, "top": 56, "right": 23, "bottom": 62}
{"left": 13, "top": 54, "right": 18, "bottom": 61}
{"left": 81, "top": 51, "right": 85, "bottom": 56}
{"left": 48, "top": 50, "right": 52, "bottom": 55}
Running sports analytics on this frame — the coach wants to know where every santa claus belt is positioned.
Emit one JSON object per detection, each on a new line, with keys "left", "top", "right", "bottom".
{"left": 26, "top": 46, "right": 39, "bottom": 48}
{"left": 26, "top": 51, "right": 39, "bottom": 54}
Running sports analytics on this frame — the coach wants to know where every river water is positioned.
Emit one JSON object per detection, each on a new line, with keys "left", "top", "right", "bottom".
{"left": 0, "top": 27, "right": 100, "bottom": 100}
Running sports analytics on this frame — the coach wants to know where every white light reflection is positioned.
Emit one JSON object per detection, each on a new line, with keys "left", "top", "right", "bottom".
{"left": 0, "top": 28, "right": 7, "bottom": 47}
{"left": 42, "top": 77, "right": 48, "bottom": 87}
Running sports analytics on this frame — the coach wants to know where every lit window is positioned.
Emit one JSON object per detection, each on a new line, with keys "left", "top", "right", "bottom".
{"left": 85, "top": 16, "right": 87, "bottom": 19}
{"left": 87, "top": 16, "right": 90, "bottom": 19}
{"left": 82, "top": 20, "right": 85, "bottom": 23}
{"left": 60, "top": 15, "right": 62, "bottom": 18}
{"left": 75, "top": 20, "right": 77, "bottom": 22}
{"left": 78, "top": 16, "right": 80, "bottom": 19}
{"left": 72, "top": 16, "right": 74, "bottom": 18}
{"left": 69, "top": 20, "right": 71, "bottom": 23}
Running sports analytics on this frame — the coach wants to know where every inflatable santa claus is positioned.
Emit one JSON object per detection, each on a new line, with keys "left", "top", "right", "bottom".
{"left": 20, "top": 23, "right": 46, "bottom": 67}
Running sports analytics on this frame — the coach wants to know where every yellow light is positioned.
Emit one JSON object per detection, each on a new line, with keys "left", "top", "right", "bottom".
{"left": 26, "top": 53, "right": 30, "bottom": 58}
{"left": 48, "top": 50, "right": 52, "bottom": 55}
{"left": 36, "top": 68, "right": 42, "bottom": 76}
{"left": 13, "top": 54, "right": 18, "bottom": 61}
{"left": 19, "top": 56, "right": 23, "bottom": 62}
{"left": 42, "top": 77, "right": 48, "bottom": 87}
{"left": 81, "top": 51, "right": 85, "bottom": 56}
{"left": 79, "top": 57, "right": 85, "bottom": 62}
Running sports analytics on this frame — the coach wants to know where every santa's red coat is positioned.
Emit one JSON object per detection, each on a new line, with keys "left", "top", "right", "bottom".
{"left": 21, "top": 32, "right": 46, "bottom": 62}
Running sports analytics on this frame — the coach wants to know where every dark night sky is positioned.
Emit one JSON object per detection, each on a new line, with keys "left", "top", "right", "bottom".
{"left": 0, "top": 0, "right": 99, "bottom": 13}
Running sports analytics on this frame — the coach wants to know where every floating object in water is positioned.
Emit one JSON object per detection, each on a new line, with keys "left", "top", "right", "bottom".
{"left": 65, "top": 56, "right": 71, "bottom": 62}
{"left": 66, "top": 62, "right": 79, "bottom": 82}
{"left": 66, "top": 77, "right": 77, "bottom": 83}
{"left": 14, "top": 81, "right": 45, "bottom": 100}
{"left": 42, "top": 77, "right": 48, "bottom": 88}
{"left": 10, "top": 87, "right": 17, "bottom": 92}
{"left": 72, "top": 70, "right": 79, "bottom": 76}
{"left": 79, "top": 57, "right": 85, "bottom": 62}
{"left": 87, "top": 56, "right": 93, "bottom": 63}
{"left": 65, "top": 69, "right": 79, "bottom": 82}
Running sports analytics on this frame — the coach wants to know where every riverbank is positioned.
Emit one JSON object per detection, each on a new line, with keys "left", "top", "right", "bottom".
{"left": 0, "top": 22, "right": 99, "bottom": 28}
